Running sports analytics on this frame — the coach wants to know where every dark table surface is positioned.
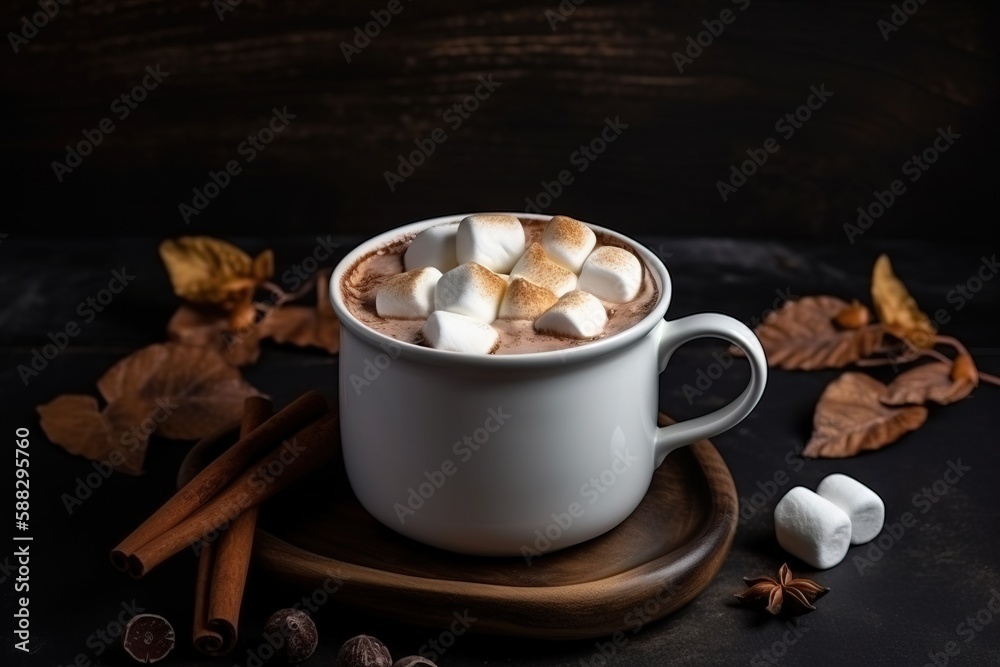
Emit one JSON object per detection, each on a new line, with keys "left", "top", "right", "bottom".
{"left": 1, "top": 234, "right": 998, "bottom": 667}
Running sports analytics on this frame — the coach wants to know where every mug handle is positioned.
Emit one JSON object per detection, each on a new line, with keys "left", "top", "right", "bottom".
{"left": 652, "top": 314, "right": 768, "bottom": 467}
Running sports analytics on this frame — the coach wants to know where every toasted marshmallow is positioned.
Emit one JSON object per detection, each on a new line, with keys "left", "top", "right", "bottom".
{"left": 375, "top": 267, "right": 442, "bottom": 319}
{"left": 541, "top": 215, "right": 597, "bottom": 273}
{"left": 404, "top": 222, "right": 459, "bottom": 272}
{"left": 509, "top": 243, "right": 577, "bottom": 297}
{"left": 422, "top": 311, "right": 500, "bottom": 354}
{"left": 498, "top": 277, "right": 559, "bottom": 320}
{"left": 534, "top": 290, "right": 608, "bottom": 339}
{"left": 455, "top": 214, "right": 526, "bottom": 273}
{"left": 577, "top": 246, "right": 642, "bottom": 303}
{"left": 434, "top": 262, "right": 507, "bottom": 323}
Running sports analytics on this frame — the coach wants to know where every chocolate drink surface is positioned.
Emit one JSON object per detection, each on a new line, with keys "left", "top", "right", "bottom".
{"left": 341, "top": 217, "right": 659, "bottom": 354}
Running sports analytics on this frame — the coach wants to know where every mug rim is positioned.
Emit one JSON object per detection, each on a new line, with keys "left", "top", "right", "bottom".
{"left": 329, "top": 212, "right": 672, "bottom": 367}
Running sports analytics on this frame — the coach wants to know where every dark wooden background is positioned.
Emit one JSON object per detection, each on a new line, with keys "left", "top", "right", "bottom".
{"left": 2, "top": 0, "right": 997, "bottom": 239}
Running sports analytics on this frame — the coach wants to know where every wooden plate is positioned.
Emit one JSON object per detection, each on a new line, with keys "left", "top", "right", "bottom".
{"left": 179, "top": 414, "right": 737, "bottom": 639}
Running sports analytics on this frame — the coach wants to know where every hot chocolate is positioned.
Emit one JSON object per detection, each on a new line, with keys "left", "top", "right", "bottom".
{"left": 340, "top": 215, "right": 659, "bottom": 354}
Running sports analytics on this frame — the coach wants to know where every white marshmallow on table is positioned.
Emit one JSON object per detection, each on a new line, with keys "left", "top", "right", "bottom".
{"left": 455, "top": 214, "right": 526, "bottom": 273}
{"left": 774, "top": 486, "right": 852, "bottom": 570}
{"left": 534, "top": 290, "right": 608, "bottom": 339}
{"left": 577, "top": 246, "right": 643, "bottom": 303}
{"left": 509, "top": 243, "right": 578, "bottom": 297}
{"left": 422, "top": 311, "right": 500, "bottom": 354}
{"left": 541, "top": 215, "right": 597, "bottom": 273}
{"left": 375, "top": 267, "right": 442, "bottom": 319}
{"left": 816, "top": 474, "right": 885, "bottom": 545}
{"left": 498, "top": 277, "right": 558, "bottom": 320}
{"left": 404, "top": 222, "right": 459, "bottom": 272}
{"left": 434, "top": 262, "right": 507, "bottom": 323}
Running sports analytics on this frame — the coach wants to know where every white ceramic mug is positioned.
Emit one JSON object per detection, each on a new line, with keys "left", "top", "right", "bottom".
{"left": 329, "top": 213, "right": 767, "bottom": 557}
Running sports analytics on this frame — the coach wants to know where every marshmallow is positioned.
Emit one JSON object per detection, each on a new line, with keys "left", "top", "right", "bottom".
{"left": 816, "top": 474, "right": 885, "bottom": 545}
{"left": 577, "top": 246, "right": 643, "bottom": 303}
{"left": 534, "top": 290, "right": 608, "bottom": 339}
{"left": 774, "top": 486, "right": 852, "bottom": 570}
{"left": 541, "top": 215, "right": 597, "bottom": 273}
{"left": 404, "top": 222, "right": 459, "bottom": 272}
{"left": 509, "top": 243, "right": 578, "bottom": 297}
{"left": 434, "top": 262, "right": 507, "bottom": 323}
{"left": 455, "top": 214, "right": 526, "bottom": 273}
{"left": 422, "top": 310, "right": 499, "bottom": 354}
{"left": 498, "top": 277, "right": 559, "bottom": 320}
{"left": 375, "top": 267, "right": 442, "bottom": 319}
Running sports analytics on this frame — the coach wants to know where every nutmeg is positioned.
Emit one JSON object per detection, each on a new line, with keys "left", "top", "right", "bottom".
{"left": 263, "top": 608, "right": 318, "bottom": 664}
{"left": 392, "top": 657, "right": 438, "bottom": 667}
{"left": 336, "top": 634, "right": 392, "bottom": 667}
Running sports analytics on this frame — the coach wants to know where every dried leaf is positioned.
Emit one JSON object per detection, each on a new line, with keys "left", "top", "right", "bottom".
{"left": 803, "top": 373, "right": 928, "bottom": 458}
{"left": 159, "top": 237, "right": 273, "bottom": 311}
{"left": 97, "top": 343, "right": 261, "bottom": 440}
{"left": 752, "top": 296, "right": 884, "bottom": 370}
{"left": 882, "top": 357, "right": 978, "bottom": 406}
{"left": 259, "top": 270, "right": 340, "bottom": 354}
{"left": 166, "top": 304, "right": 261, "bottom": 367}
{"left": 871, "top": 254, "right": 936, "bottom": 348}
{"left": 37, "top": 395, "right": 152, "bottom": 475}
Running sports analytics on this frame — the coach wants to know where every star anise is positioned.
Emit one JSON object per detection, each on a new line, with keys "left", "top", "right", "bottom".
{"left": 735, "top": 563, "right": 829, "bottom": 616}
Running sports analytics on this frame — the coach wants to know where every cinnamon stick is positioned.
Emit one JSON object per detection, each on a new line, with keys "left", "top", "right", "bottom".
{"left": 110, "top": 390, "right": 327, "bottom": 571}
{"left": 128, "top": 409, "right": 341, "bottom": 578}
{"left": 194, "top": 396, "right": 273, "bottom": 656}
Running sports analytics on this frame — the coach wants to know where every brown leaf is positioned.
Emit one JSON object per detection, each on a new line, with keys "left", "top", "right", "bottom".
{"left": 37, "top": 395, "right": 152, "bottom": 475}
{"left": 159, "top": 237, "right": 273, "bottom": 311}
{"left": 166, "top": 304, "right": 262, "bottom": 367}
{"left": 752, "top": 296, "right": 884, "bottom": 370}
{"left": 882, "top": 357, "right": 978, "bottom": 406}
{"left": 96, "top": 343, "right": 261, "bottom": 440}
{"left": 803, "top": 372, "right": 928, "bottom": 458}
{"left": 871, "top": 254, "right": 936, "bottom": 348}
{"left": 259, "top": 270, "right": 340, "bottom": 354}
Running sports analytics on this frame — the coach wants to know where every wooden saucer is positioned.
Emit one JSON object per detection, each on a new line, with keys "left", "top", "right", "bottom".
{"left": 179, "top": 414, "right": 737, "bottom": 639}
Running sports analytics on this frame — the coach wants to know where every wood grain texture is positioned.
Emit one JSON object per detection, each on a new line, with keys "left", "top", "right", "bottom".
{"left": 2, "top": 1, "right": 996, "bottom": 239}
{"left": 179, "top": 413, "right": 739, "bottom": 639}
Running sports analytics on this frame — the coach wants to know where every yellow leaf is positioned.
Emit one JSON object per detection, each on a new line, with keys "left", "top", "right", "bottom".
{"left": 870, "top": 254, "right": 936, "bottom": 348}
{"left": 159, "top": 237, "right": 273, "bottom": 310}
